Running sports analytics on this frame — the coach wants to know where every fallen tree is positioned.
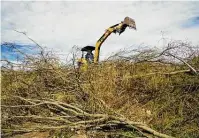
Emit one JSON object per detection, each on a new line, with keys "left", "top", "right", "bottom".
{"left": 2, "top": 96, "right": 173, "bottom": 138}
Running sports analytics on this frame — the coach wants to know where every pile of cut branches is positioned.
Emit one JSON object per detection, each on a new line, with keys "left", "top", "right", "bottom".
{"left": 2, "top": 96, "right": 172, "bottom": 138}
{"left": 1, "top": 37, "right": 199, "bottom": 138}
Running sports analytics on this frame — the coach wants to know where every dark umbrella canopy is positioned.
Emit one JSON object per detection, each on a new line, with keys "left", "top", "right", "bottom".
{"left": 81, "top": 46, "right": 95, "bottom": 52}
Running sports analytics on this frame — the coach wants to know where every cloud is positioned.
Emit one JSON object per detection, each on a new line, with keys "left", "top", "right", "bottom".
{"left": 1, "top": 1, "right": 199, "bottom": 61}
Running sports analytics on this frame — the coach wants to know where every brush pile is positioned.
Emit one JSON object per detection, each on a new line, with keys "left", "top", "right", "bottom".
{"left": 1, "top": 40, "right": 199, "bottom": 138}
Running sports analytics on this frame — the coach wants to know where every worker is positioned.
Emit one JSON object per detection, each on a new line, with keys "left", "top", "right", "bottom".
{"left": 85, "top": 50, "right": 94, "bottom": 63}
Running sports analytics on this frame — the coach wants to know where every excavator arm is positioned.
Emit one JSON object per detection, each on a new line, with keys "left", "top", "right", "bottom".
{"left": 94, "top": 17, "right": 136, "bottom": 63}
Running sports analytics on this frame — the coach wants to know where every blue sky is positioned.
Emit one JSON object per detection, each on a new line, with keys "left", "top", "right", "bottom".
{"left": 182, "top": 16, "right": 199, "bottom": 28}
{"left": 1, "top": 43, "right": 40, "bottom": 61}
{"left": 1, "top": 1, "right": 199, "bottom": 62}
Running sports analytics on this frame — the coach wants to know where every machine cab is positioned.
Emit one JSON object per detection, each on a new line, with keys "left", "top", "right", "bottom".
{"left": 77, "top": 46, "right": 95, "bottom": 70}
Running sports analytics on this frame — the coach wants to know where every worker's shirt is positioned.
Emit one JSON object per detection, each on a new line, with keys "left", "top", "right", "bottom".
{"left": 85, "top": 53, "right": 94, "bottom": 63}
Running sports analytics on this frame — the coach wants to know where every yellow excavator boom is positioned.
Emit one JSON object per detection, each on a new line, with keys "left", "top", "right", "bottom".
{"left": 78, "top": 17, "right": 136, "bottom": 70}
{"left": 94, "top": 17, "right": 136, "bottom": 63}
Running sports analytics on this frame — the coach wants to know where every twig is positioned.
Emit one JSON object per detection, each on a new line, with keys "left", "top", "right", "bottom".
{"left": 165, "top": 53, "right": 198, "bottom": 75}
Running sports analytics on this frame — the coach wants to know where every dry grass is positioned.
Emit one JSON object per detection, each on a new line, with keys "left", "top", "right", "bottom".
{"left": 1, "top": 40, "right": 199, "bottom": 138}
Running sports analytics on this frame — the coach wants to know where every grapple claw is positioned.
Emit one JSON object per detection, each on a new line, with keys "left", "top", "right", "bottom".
{"left": 123, "top": 17, "right": 136, "bottom": 30}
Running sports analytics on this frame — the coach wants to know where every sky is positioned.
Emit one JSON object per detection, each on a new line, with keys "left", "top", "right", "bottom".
{"left": 1, "top": 1, "right": 199, "bottom": 62}
{"left": 1, "top": 43, "right": 40, "bottom": 61}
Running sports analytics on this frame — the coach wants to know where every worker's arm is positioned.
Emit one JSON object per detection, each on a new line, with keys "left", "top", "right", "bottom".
{"left": 94, "top": 17, "right": 136, "bottom": 63}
